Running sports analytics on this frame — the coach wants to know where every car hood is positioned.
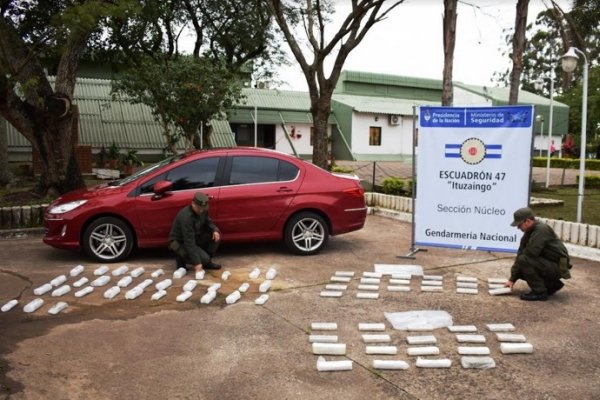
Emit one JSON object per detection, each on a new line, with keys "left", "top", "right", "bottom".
{"left": 52, "top": 183, "right": 130, "bottom": 205}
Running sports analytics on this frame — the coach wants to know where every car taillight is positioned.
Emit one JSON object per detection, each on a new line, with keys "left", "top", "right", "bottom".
{"left": 343, "top": 187, "right": 364, "bottom": 198}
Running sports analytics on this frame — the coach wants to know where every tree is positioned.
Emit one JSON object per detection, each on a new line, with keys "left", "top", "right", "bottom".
{"left": 109, "top": 0, "right": 282, "bottom": 152}
{"left": 266, "top": 0, "right": 405, "bottom": 170}
{"left": 508, "top": 0, "right": 530, "bottom": 105}
{"left": 113, "top": 55, "right": 243, "bottom": 153}
{"left": 442, "top": 0, "right": 457, "bottom": 106}
{"left": 493, "top": 0, "right": 599, "bottom": 146}
{"left": 0, "top": 0, "right": 137, "bottom": 196}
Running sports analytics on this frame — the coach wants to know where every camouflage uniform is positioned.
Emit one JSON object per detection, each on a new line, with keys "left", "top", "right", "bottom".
{"left": 510, "top": 220, "right": 571, "bottom": 294}
{"left": 168, "top": 205, "right": 220, "bottom": 268}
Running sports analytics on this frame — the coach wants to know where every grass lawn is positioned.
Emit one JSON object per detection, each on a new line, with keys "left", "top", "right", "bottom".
{"left": 532, "top": 186, "right": 600, "bottom": 226}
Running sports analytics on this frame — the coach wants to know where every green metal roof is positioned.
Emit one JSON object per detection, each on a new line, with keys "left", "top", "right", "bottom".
{"left": 7, "top": 77, "right": 235, "bottom": 150}
{"left": 236, "top": 88, "right": 311, "bottom": 110}
{"left": 336, "top": 70, "right": 443, "bottom": 91}
{"left": 453, "top": 82, "right": 569, "bottom": 109}
{"left": 332, "top": 94, "right": 439, "bottom": 115}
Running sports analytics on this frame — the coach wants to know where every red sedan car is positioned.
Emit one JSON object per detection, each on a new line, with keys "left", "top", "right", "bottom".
{"left": 44, "top": 147, "right": 367, "bottom": 262}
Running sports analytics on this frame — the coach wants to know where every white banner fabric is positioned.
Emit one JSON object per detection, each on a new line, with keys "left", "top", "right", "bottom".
{"left": 415, "top": 105, "right": 534, "bottom": 253}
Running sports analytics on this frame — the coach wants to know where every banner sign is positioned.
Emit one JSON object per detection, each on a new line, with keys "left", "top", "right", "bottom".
{"left": 415, "top": 105, "right": 534, "bottom": 252}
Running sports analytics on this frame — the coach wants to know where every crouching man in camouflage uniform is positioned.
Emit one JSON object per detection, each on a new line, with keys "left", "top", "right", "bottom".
{"left": 168, "top": 192, "right": 222, "bottom": 272}
{"left": 504, "top": 207, "right": 572, "bottom": 301}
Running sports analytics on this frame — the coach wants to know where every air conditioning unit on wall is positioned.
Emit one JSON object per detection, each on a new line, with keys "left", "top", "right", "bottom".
{"left": 389, "top": 114, "right": 401, "bottom": 125}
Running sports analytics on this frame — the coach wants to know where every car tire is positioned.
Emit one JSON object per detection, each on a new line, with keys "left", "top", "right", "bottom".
{"left": 284, "top": 212, "right": 329, "bottom": 255}
{"left": 82, "top": 217, "right": 134, "bottom": 262}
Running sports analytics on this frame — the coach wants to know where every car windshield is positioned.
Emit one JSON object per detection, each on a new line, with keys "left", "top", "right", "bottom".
{"left": 107, "top": 153, "right": 186, "bottom": 186}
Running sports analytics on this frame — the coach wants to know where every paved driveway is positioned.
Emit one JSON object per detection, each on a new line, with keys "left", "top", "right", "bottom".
{"left": 1, "top": 215, "right": 599, "bottom": 399}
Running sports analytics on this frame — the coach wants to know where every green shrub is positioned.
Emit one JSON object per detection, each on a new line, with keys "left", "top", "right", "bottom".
{"left": 583, "top": 175, "right": 600, "bottom": 188}
{"left": 532, "top": 157, "right": 600, "bottom": 171}
{"left": 331, "top": 165, "right": 354, "bottom": 173}
{"left": 381, "top": 177, "right": 405, "bottom": 196}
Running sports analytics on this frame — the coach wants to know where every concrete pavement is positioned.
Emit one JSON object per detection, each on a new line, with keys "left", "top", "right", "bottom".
{"left": 1, "top": 215, "right": 599, "bottom": 399}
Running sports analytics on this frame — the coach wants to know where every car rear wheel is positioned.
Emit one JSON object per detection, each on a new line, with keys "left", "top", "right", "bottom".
{"left": 82, "top": 217, "right": 134, "bottom": 262}
{"left": 284, "top": 212, "right": 329, "bottom": 255}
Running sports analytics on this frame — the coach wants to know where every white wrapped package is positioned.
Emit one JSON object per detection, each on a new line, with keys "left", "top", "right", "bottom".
{"left": 173, "top": 267, "right": 186, "bottom": 279}
{"left": 259, "top": 280, "right": 272, "bottom": 293}
{"left": 48, "top": 302, "right": 69, "bottom": 315}
{"left": 176, "top": 291, "right": 192, "bottom": 302}
{"left": 75, "top": 286, "right": 94, "bottom": 298}
{"left": 73, "top": 277, "right": 89, "bottom": 288}
{"left": 125, "top": 287, "right": 143, "bottom": 300}
{"left": 372, "top": 360, "right": 409, "bottom": 370}
{"left": 254, "top": 294, "right": 269, "bottom": 305}
{"left": 183, "top": 280, "right": 198, "bottom": 292}
{"left": 33, "top": 283, "right": 53, "bottom": 296}
{"left": 151, "top": 268, "right": 164, "bottom": 278}
{"left": 249, "top": 267, "right": 261, "bottom": 279}
{"left": 200, "top": 291, "right": 216, "bottom": 304}
{"left": 155, "top": 279, "right": 173, "bottom": 291}
{"left": 93, "top": 266, "right": 109, "bottom": 276}
{"left": 308, "top": 335, "right": 338, "bottom": 343}
{"left": 112, "top": 265, "right": 129, "bottom": 276}
{"left": 151, "top": 290, "right": 167, "bottom": 300}
{"left": 117, "top": 276, "right": 133, "bottom": 288}
{"left": 385, "top": 310, "right": 453, "bottom": 330}
{"left": 131, "top": 267, "right": 145, "bottom": 278}
{"left": 103, "top": 286, "right": 120, "bottom": 299}
{"left": 221, "top": 271, "right": 231, "bottom": 281}
{"left": 416, "top": 357, "right": 452, "bottom": 368}
{"left": 312, "top": 343, "right": 346, "bottom": 355}
{"left": 225, "top": 290, "right": 241, "bottom": 304}
{"left": 358, "top": 323, "right": 385, "bottom": 331}
{"left": 311, "top": 322, "right": 337, "bottom": 331}
{"left": 2, "top": 299, "right": 18, "bottom": 312}
{"left": 23, "top": 298, "right": 44, "bottom": 313}
{"left": 238, "top": 282, "right": 250, "bottom": 293}
{"left": 69, "top": 265, "right": 85, "bottom": 277}
{"left": 50, "top": 275, "right": 67, "bottom": 287}
{"left": 316, "top": 356, "right": 352, "bottom": 372}
{"left": 91, "top": 275, "right": 111, "bottom": 287}
{"left": 500, "top": 343, "right": 534, "bottom": 354}
{"left": 51, "top": 285, "right": 71, "bottom": 297}
{"left": 265, "top": 267, "right": 277, "bottom": 280}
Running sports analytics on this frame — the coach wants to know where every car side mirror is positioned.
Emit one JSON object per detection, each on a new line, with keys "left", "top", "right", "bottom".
{"left": 152, "top": 180, "right": 173, "bottom": 199}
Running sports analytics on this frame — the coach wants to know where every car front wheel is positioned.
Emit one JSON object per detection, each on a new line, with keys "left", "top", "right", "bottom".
{"left": 284, "top": 212, "right": 329, "bottom": 255}
{"left": 82, "top": 217, "right": 134, "bottom": 262}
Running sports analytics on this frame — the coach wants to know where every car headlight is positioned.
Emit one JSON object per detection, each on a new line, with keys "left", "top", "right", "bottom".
{"left": 48, "top": 200, "right": 88, "bottom": 214}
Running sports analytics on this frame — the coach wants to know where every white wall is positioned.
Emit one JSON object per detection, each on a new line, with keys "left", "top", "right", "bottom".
{"left": 351, "top": 113, "right": 414, "bottom": 155}
{"left": 275, "top": 123, "right": 331, "bottom": 155}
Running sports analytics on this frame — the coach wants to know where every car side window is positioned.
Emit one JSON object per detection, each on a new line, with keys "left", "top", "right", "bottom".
{"left": 229, "top": 156, "right": 299, "bottom": 185}
{"left": 165, "top": 157, "right": 220, "bottom": 191}
{"left": 278, "top": 160, "right": 299, "bottom": 181}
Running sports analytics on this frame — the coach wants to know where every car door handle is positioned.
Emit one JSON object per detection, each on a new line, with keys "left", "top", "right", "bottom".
{"left": 277, "top": 187, "right": 293, "bottom": 193}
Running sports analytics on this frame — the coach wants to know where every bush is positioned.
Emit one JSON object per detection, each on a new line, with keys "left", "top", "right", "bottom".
{"left": 331, "top": 165, "right": 354, "bottom": 173}
{"left": 382, "top": 177, "right": 408, "bottom": 196}
{"left": 583, "top": 175, "right": 600, "bottom": 188}
{"left": 532, "top": 157, "right": 600, "bottom": 171}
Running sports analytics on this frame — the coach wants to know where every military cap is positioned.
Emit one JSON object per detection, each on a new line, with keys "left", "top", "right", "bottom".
{"left": 510, "top": 207, "right": 535, "bottom": 226}
{"left": 192, "top": 192, "right": 209, "bottom": 207}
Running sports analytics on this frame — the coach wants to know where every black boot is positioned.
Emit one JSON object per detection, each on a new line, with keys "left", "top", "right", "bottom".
{"left": 204, "top": 261, "right": 221, "bottom": 270}
{"left": 548, "top": 281, "right": 564, "bottom": 296}
{"left": 520, "top": 291, "right": 548, "bottom": 301}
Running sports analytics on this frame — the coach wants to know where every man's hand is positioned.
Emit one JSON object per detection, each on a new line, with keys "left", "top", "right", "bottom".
{"left": 194, "top": 264, "right": 203, "bottom": 273}
{"left": 213, "top": 231, "right": 221, "bottom": 242}
{"left": 504, "top": 280, "right": 514, "bottom": 289}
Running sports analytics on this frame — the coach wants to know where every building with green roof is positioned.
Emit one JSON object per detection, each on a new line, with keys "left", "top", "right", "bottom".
{"left": 5, "top": 70, "right": 568, "bottom": 166}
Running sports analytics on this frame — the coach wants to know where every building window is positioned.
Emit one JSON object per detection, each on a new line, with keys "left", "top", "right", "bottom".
{"left": 369, "top": 127, "right": 381, "bottom": 146}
